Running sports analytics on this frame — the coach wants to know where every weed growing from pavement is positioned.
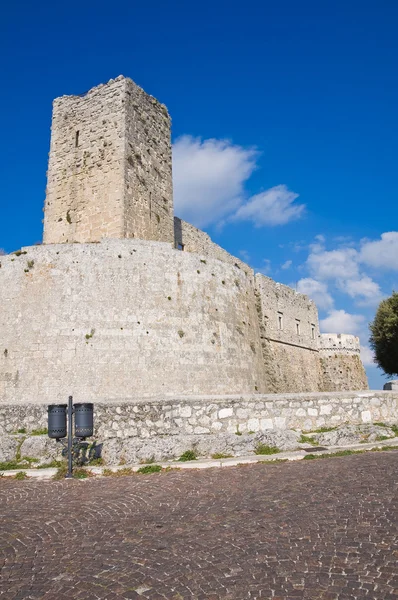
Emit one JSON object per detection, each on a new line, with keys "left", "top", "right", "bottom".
{"left": 14, "top": 472, "right": 28, "bottom": 480}
{"left": 211, "top": 453, "right": 233, "bottom": 459}
{"left": 103, "top": 467, "right": 134, "bottom": 477}
{"left": 88, "top": 457, "right": 104, "bottom": 466}
{"left": 137, "top": 465, "right": 162, "bottom": 474}
{"left": 36, "top": 460, "right": 64, "bottom": 469}
{"left": 254, "top": 444, "right": 280, "bottom": 456}
{"left": 53, "top": 464, "right": 93, "bottom": 480}
{"left": 178, "top": 450, "right": 197, "bottom": 462}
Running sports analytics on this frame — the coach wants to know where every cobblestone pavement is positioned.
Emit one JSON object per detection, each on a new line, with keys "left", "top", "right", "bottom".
{"left": 1, "top": 452, "right": 397, "bottom": 600}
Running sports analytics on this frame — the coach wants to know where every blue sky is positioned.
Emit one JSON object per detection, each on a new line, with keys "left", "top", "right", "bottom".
{"left": 1, "top": 0, "right": 397, "bottom": 388}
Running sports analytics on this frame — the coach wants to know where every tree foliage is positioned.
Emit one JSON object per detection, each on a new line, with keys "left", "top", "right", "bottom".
{"left": 369, "top": 292, "right": 398, "bottom": 377}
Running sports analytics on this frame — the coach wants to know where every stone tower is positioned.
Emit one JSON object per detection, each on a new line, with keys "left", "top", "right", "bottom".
{"left": 43, "top": 76, "right": 174, "bottom": 244}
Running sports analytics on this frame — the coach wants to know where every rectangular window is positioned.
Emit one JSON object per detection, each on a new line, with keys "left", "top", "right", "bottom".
{"left": 277, "top": 312, "right": 283, "bottom": 330}
{"left": 75, "top": 130, "right": 79, "bottom": 147}
{"left": 296, "top": 320, "right": 300, "bottom": 335}
{"left": 311, "top": 325, "right": 315, "bottom": 340}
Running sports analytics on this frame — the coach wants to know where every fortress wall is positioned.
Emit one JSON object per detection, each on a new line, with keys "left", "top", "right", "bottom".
{"left": 319, "top": 334, "right": 368, "bottom": 391}
{"left": 174, "top": 218, "right": 249, "bottom": 271}
{"left": 255, "top": 275, "right": 323, "bottom": 393}
{"left": 124, "top": 78, "right": 174, "bottom": 243}
{"left": 43, "top": 77, "right": 126, "bottom": 244}
{"left": 0, "top": 240, "right": 265, "bottom": 404}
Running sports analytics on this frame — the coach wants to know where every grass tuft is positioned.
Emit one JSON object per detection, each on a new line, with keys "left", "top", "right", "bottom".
{"left": 103, "top": 467, "right": 133, "bottom": 477}
{"left": 254, "top": 444, "right": 280, "bottom": 456}
{"left": 31, "top": 428, "right": 48, "bottom": 436}
{"left": 137, "top": 465, "right": 162, "bottom": 474}
{"left": 299, "top": 434, "right": 318, "bottom": 445}
{"left": 178, "top": 450, "right": 197, "bottom": 462}
{"left": 211, "top": 453, "right": 233, "bottom": 459}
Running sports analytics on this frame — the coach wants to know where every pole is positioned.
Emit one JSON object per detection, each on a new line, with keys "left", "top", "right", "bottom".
{"left": 66, "top": 395, "right": 73, "bottom": 479}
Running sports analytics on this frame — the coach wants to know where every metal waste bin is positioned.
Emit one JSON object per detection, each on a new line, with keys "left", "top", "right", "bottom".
{"left": 74, "top": 403, "right": 94, "bottom": 438}
{"left": 48, "top": 404, "right": 67, "bottom": 439}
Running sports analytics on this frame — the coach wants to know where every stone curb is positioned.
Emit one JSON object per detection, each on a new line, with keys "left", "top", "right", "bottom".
{"left": 1, "top": 437, "right": 397, "bottom": 480}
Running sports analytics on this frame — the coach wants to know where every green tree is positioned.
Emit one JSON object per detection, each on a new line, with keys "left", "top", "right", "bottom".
{"left": 369, "top": 292, "right": 398, "bottom": 376}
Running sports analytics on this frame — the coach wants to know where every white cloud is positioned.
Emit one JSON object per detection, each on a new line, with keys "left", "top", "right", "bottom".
{"left": 232, "top": 185, "right": 305, "bottom": 227}
{"left": 172, "top": 136, "right": 257, "bottom": 228}
{"left": 296, "top": 278, "right": 334, "bottom": 310}
{"left": 360, "top": 232, "right": 398, "bottom": 270}
{"left": 307, "top": 247, "right": 359, "bottom": 280}
{"left": 360, "top": 345, "right": 375, "bottom": 367}
{"left": 340, "top": 276, "right": 383, "bottom": 306}
{"left": 172, "top": 136, "right": 304, "bottom": 229}
{"left": 281, "top": 260, "right": 292, "bottom": 270}
{"left": 320, "top": 310, "right": 365, "bottom": 335}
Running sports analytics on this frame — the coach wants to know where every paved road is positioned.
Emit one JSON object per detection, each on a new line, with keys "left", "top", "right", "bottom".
{"left": 1, "top": 452, "right": 397, "bottom": 600}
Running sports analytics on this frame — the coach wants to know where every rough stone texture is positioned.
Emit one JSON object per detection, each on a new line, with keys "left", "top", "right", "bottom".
{"left": 0, "top": 240, "right": 264, "bottom": 402}
{"left": 313, "top": 423, "right": 397, "bottom": 446}
{"left": 1, "top": 453, "right": 398, "bottom": 599}
{"left": 174, "top": 218, "right": 248, "bottom": 271}
{"left": 19, "top": 436, "right": 62, "bottom": 462}
{"left": 100, "top": 430, "right": 301, "bottom": 464}
{"left": 0, "top": 392, "right": 396, "bottom": 462}
{"left": 319, "top": 333, "right": 368, "bottom": 391}
{"left": 255, "top": 274, "right": 326, "bottom": 393}
{"left": 0, "top": 435, "right": 18, "bottom": 462}
{"left": 43, "top": 76, "right": 173, "bottom": 245}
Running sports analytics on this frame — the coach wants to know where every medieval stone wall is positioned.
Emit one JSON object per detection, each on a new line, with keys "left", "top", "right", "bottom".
{"left": 43, "top": 77, "right": 126, "bottom": 244}
{"left": 0, "top": 240, "right": 265, "bottom": 404}
{"left": 255, "top": 274, "right": 324, "bottom": 393}
{"left": 319, "top": 334, "right": 368, "bottom": 391}
{"left": 124, "top": 78, "right": 174, "bottom": 243}
{"left": 43, "top": 76, "right": 174, "bottom": 245}
{"left": 174, "top": 218, "right": 248, "bottom": 271}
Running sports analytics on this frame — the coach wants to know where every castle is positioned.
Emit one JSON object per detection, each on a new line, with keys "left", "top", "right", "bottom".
{"left": 0, "top": 76, "right": 368, "bottom": 406}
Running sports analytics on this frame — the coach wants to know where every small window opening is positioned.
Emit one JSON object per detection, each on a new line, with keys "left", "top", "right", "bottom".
{"left": 311, "top": 325, "right": 315, "bottom": 340}
{"left": 75, "top": 131, "right": 79, "bottom": 147}
{"left": 296, "top": 320, "right": 300, "bottom": 335}
{"left": 278, "top": 313, "right": 283, "bottom": 330}
{"left": 177, "top": 243, "right": 185, "bottom": 251}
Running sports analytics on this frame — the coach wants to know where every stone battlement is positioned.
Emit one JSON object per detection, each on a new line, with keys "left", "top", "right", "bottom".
{"left": 319, "top": 333, "right": 361, "bottom": 355}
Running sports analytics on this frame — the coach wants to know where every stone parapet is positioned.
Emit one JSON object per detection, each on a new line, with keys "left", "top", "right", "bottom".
{"left": 319, "top": 333, "right": 361, "bottom": 355}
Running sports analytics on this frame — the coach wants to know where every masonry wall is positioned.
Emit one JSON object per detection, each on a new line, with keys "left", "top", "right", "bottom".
{"left": 0, "top": 240, "right": 265, "bottom": 404}
{"left": 255, "top": 274, "right": 323, "bottom": 393}
{"left": 43, "top": 77, "right": 126, "bottom": 244}
{"left": 174, "top": 218, "right": 248, "bottom": 271}
{"left": 43, "top": 76, "right": 174, "bottom": 245}
{"left": 319, "top": 334, "right": 368, "bottom": 391}
{"left": 124, "top": 79, "right": 174, "bottom": 243}
{"left": 1, "top": 392, "right": 397, "bottom": 440}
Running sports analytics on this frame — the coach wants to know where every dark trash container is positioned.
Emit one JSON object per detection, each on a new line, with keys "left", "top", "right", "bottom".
{"left": 48, "top": 404, "right": 67, "bottom": 439}
{"left": 74, "top": 403, "right": 94, "bottom": 438}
